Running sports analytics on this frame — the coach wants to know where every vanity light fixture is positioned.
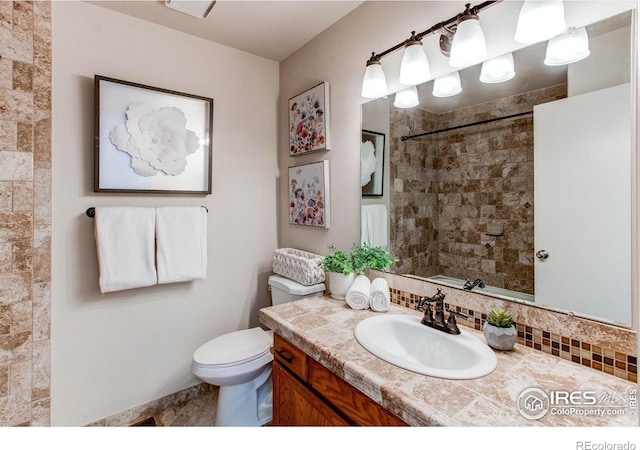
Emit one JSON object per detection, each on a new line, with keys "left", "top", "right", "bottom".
{"left": 394, "top": 86, "right": 420, "bottom": 108}
{"left": 514, "top": 0, "right": 566, "bottom": 44}
{"left": 361, "top": 53, "right": 388, "bottom": 98}
{"left": 449, "top": 4, "right": 488, "bottom": 68}
{"left": 399, "top": 32, "right": 431, "bottom": 86}
{"left": 544, "top": 26, "right": 590, "bottom": 66}
{"left": 432, "top": 72, "right": 462, "bottom": 97}
{"left": 165, "top": 0, "right": 216, "bottom": 19}
{"left": 360, "top": 1, "right": 498, "bottom": 99}
{"left": 480, "top": 52, "right": 515, "bottom": 83}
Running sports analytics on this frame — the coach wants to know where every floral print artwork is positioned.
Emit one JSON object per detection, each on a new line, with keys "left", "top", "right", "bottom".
{"left": 289, "top": 161, "right": 330, "bottom": 228}
{"left": 289, "top": 82, "right": 330, "bottom": 156}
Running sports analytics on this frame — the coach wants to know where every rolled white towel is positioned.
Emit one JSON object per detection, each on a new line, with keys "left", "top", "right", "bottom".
{"left": 346, "top": 275, "right": 371, "bottom": 310}
{"left": 370, "top": 278, "right": 390, "bottom": 312}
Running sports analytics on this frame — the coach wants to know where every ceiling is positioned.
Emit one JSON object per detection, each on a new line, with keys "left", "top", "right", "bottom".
{"left": 87, "top": 0, "right": 365, "bottom": 62}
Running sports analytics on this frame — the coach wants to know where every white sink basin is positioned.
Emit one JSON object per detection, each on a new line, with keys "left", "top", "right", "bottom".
{"left": 354, "top": 314, "right": 497, "bottom": 379}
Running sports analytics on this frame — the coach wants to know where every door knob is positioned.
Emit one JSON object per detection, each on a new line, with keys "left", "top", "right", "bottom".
{"left": 536, "top": 250, "right": 549, "bottom": 260}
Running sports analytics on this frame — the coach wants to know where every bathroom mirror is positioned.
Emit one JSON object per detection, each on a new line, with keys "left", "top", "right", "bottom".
{"left": 361, "top": 9, "right": 634, "bottom": 327}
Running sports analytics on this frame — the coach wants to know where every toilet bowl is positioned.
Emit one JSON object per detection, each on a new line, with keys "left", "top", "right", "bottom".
{"left": 192, "top": 327, "right": 274, "bottom": 426}
{"left": 191, "top": 274, "right": 325, "bottom": 426}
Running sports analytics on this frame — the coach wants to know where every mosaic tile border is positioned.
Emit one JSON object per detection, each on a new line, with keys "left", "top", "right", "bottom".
{"left": 390, "top": 287, "right": 637, "bottom": 383}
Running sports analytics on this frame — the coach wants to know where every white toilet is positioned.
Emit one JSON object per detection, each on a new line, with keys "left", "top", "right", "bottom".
{"left": 191, "top": 274, "right": 325, "bottom": 426}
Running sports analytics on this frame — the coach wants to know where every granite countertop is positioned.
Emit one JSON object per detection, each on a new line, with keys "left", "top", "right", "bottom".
{"left": 259, "top": 295, "right": 638, "bottom": 427}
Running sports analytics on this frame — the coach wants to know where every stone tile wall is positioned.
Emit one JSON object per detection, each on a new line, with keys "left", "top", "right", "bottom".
{"left": 0, "top": 1, "right": 51, "bottom": 426}
{"left": 389, "top": 84, "right": 567, "bottom": 294}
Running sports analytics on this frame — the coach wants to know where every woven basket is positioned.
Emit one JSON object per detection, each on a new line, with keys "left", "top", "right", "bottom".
{"left": 272, "top": 248, "right": 325, "bottom": 286}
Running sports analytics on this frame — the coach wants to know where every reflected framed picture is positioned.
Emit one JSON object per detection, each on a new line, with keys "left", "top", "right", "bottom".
{"left": 361, "top": 129, "right": 385, "bottom": 197}
{"left": 288, "top": 160, "right": 330, "bottom": 228}
{"left": 288, "top": 81, "right": 331, "bottom": 156}
{"left": 94, "top": 75, "right": 213, "bottom": 194}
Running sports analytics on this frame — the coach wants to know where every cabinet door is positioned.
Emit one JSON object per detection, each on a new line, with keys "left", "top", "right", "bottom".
{"left": 272, "top": 361, "right": 349, "bottom": 426}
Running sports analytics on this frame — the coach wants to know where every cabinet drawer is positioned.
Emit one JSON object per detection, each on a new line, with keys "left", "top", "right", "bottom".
{"left": 273, "top": 333, "right": 308, "bottom": 381}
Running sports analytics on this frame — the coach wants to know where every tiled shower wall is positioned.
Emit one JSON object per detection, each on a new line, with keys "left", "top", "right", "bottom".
{"left": 0, "top": 1, "right": 52, "bottom": 426}
{"left": 389, "top": 84, "right": 566, "bottom": 294}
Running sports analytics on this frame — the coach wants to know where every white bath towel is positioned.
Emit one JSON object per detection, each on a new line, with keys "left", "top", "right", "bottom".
{"left": 346, "top": 275, "right": 371, "bottom": 310}
{"left": 94, "top": 207, "right": 157, "bottom": 294}
{"left": 156, "top": 206, "right": 208, "bottom": 284}
{"left": 370, "top": 278, "right": 391, "bottom": 312}
{"left": 361, "top": 204, "right": 388, "bottom": 250}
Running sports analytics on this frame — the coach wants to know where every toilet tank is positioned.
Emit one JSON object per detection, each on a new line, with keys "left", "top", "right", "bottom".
{"left": 268, "top": 275, "right": 325, "bottom": 306}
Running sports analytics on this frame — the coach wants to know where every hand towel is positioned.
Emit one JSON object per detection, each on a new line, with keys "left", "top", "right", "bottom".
{"left": 370, "top": 277, "right": 391, "bottom": 312}
{"left": 94, "top": 206, "right": 157, "bottom": 294}
{"left": 346, "top": 275, "right": 371, "bottom": 310}
{"left": 156, "top": 206, "right": 208, "bottom": 284}
{"left": 361, "top": 204, "right": 388, "bottom": 250}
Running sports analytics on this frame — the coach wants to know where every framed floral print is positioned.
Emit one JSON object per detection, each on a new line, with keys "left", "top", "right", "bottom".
{"left": 288, "top": 160, "right": 330, "bottom": 228}
{"left": 94, "top": 75, "right": 213, "bottom": 194}
{"left": 288, "top": 82, "right": 331, "bottom": 156}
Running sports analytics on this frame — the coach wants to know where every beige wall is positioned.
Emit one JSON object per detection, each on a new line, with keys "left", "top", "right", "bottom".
{"left": 51, "top": 2, "right": 278, "bottom": 425}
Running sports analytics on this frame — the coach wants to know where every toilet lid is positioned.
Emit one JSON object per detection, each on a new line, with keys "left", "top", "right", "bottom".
{"left": 193, "top": 327, "right": 273, "bottom": 366}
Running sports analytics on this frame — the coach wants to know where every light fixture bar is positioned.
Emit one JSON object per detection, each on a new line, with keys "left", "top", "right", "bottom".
{"left": 365, "top": 1, "right": 500, "bottom": 65}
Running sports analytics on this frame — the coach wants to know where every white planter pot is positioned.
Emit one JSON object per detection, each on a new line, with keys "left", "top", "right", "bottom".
{"left": 328, "top": 272, "right": 356, "bottom": 299}
{"left": 483, "top": 323, "right": 517, "bottom": 351}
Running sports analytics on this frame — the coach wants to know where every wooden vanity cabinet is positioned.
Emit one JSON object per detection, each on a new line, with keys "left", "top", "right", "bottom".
{"left": 272, "top": 333, "right": 408, "bottom": 426}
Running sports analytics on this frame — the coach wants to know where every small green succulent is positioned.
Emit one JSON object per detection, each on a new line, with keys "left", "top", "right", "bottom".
{"left": 486, "top": 308, "right": 514, "bottom": 328}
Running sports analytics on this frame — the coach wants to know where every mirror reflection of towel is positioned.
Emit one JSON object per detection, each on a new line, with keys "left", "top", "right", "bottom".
{"left": 361, "top": 204, "right": 388, "bottom": 250}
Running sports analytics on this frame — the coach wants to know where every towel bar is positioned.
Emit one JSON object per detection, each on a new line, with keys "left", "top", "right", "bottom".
{"left": 85, "top": 206, "right": 208, "bottom": 217}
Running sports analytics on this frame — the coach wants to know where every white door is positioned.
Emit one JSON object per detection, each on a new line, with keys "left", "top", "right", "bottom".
{"left": 534, "top": 83, "right": 631, "bottom": 325}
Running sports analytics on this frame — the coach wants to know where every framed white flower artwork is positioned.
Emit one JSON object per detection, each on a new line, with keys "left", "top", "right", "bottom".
{"left": 361, "top": 129, "right": 385, "bottom": 197}
{"left": 94, "top": 75, "right": 213, "bottom": 194}
{"left": 288, "top": 81, "right": 331, "bottom": 156}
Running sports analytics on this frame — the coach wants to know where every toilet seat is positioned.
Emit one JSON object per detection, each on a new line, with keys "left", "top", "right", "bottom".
{"left": 193, "top": 327, "right": 273, "bottom": 368}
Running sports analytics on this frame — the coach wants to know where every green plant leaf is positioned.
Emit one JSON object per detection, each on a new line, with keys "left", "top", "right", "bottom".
{"left": 486, "top": 308, "right": 514, "bottom": 328}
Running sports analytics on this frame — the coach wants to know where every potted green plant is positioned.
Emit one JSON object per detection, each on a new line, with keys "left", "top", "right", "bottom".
{"left": 319, "top": 245, "right": 399, "bottom": 299}
{"left": 350, "top": 244, "right": 398, "bottom": 275}
{"left": 319, "top": 246, "right": 356, "bottom": 299}
{"left": 483, "top": 308, "right": 517, "bottom": 351}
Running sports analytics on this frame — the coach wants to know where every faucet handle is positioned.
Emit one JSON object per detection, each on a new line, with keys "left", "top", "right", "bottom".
{"left": 446, "top": 309, "right": 467, "bottom": 335}
{"left": 447, "top": 308, "right": 468, "bottom": 319}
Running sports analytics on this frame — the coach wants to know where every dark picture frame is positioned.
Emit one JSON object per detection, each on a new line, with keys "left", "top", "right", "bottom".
{"left": 94, "top": 75, "right": 213, "bottom": 194}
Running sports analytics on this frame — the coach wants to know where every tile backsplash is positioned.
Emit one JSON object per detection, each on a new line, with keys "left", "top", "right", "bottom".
{"left": 372, "top": 271, "right": 637, "bottom": 383}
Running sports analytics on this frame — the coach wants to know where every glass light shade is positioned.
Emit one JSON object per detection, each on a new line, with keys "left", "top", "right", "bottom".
{"left": 394, "top": 86, "right": 420, "bottom": 108}
{"left": 515, "top": 0, "right": 566, "bottom": 44}
{"left": 361, "top": 61, "right": 388, "bottom": 98}
{"left": 449, "top": 16, "right": 487, "bottom": 68}
{"left": 432, "top": 72, "right": 462, "bottom": 97}
{"left": 399, "top": 42, "right": 431, "bottom": 85}
{"left": 480, "top": 53, "right": 515, "bottom": 83}
{"left": 544, "top": 27, "right": 590, "bottom": 65}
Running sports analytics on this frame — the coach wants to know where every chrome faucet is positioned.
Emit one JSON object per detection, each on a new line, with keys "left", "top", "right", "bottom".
{"left": 463, "top": 278, "right": 485, "bottom": 291}
{"left": 415, "top": 288, "right": 468, "bottom": 335}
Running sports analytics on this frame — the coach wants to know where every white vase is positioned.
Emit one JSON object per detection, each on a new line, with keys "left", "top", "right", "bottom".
{"left": 328, "top": 272, "right": 356, "bottom": 299}
{"left": 483, "top": 323, "right": 517, "bottom": 351}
